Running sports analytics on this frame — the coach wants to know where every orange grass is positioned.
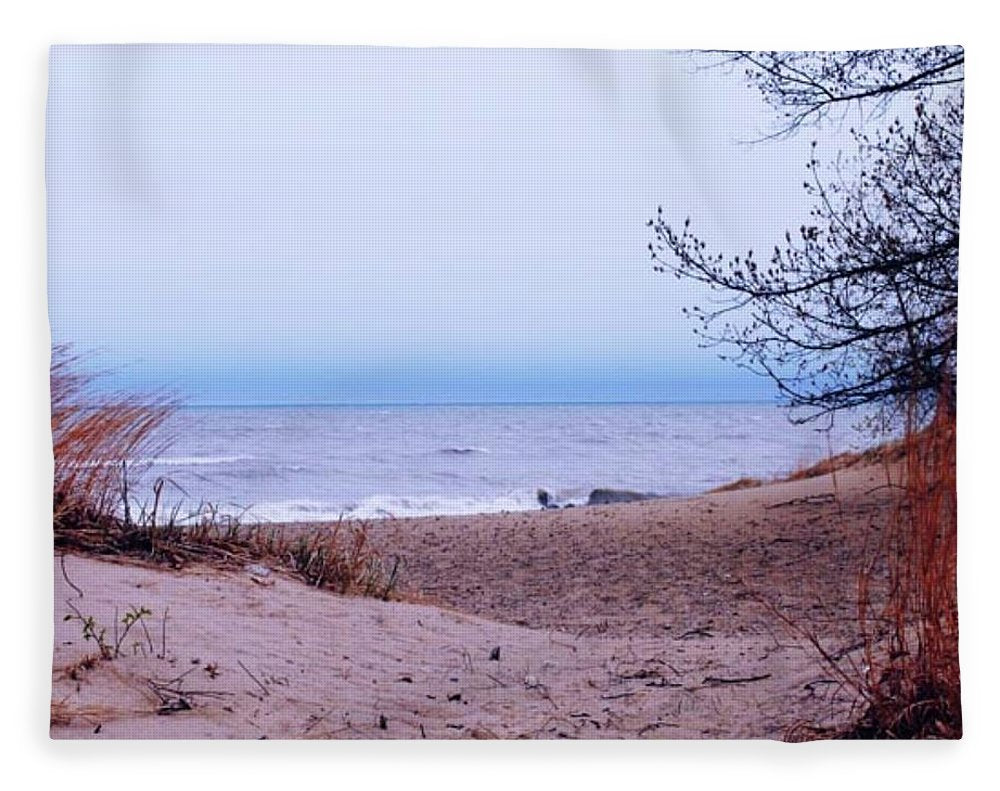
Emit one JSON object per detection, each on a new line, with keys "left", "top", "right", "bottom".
{"left": 784, "top": 440, "right": 908, "bottom": 482}
{"left": 770, "top": 395, "right": 959, "bottom": 740}
{"left": 708, "top": 476, "right": 764, "bottom": 493}
{"left": 51, "top": 344, "right": 398, "bottom": 599}
{"left": 51, "top": 344, "right": 175, "bottom": 527}
{"left": 851, "top": 397, "right": 960, "bottom": 738}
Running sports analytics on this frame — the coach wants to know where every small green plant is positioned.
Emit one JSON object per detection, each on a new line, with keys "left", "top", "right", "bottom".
{"left": 64, "top": 602, "right": 153, "bottom": 660}
{"left": 73, "top": 613, "right": 109, "bottom": 658}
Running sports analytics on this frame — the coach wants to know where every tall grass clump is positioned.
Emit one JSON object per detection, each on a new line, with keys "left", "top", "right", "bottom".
{"left": 51, "top": 344, "right": 174, "bottom": 531}
{"left": 779, "top": 393, "right": 960, "bottom": 741}
{"left": 850, "top": 395, "right": 960, "bottom": 738}
{"left": 51, "top": 344, "right": 399, "bottom": 599}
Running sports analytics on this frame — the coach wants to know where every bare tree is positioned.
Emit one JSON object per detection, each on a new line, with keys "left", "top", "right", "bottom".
{"left": 648, "top": 48, "right": 962, "bottom": 423}
{"left": 725, "top": 48, "right": 963, "bottom": 138}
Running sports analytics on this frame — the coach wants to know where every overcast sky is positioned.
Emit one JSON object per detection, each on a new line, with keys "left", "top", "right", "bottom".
{"left": 47, "top": 45, "right": 825, "bottom": 405}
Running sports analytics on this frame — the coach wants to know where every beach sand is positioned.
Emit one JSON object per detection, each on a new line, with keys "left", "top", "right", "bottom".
{"left": 51, "top": 462, "right": 897, "bottom": 739}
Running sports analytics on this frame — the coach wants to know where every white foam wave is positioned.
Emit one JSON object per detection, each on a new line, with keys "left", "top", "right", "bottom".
{"left": 242, "top": 490, "right": 543, "bottom": 523}
{"left": 143, "top": 455, "right": 254, "bottom": 466}
{"left": 68, "top": 455, "right": 251, "bottom": 469}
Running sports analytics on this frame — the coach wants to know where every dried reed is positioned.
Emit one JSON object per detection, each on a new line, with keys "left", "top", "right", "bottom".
{"left": 51, "top": 345, "right": 398, "bottom": 599}
{"left": 51, "top": 344, "right": 174, "bottom": 527}
{"left": 768, "top": 392, "right": 959, "bottom": 740}
{"left": 850, "top": 396, "right": 960, "bottom": 738}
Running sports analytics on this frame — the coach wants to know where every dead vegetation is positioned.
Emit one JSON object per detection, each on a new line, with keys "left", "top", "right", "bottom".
{"left": 708, "top": 433, "right": 907, "bottom": 494}
{"left": 784, "top": 438, "right": 908, "bottom": 482}
{"left": 56, "top": 509, "right": 399, "bottom": 599}
{"left": 847, "top": 399, "right": 960, "bottom": 738}
{"left": 51, "top": 344, "right": 175, "bottom": 529}
{"left": 776, "top": 398, "right": 960, "bottom": 740}
{"left": 51, "top": 345, "right": 399, "bottom": 599}
{"left": 708, "top": 476, "right": 764, "bottom": 493}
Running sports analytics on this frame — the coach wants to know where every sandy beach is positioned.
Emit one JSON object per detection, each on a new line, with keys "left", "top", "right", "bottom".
{"left": 52, "top": 461, "right": 897, "bottom": 740}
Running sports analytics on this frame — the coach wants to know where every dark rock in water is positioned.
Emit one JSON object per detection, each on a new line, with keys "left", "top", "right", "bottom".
{"left": 537, "top": 488, "right": 560, "bottom": 509}
{"left": 586, "top": 488, "right": 656, "bottom": 506}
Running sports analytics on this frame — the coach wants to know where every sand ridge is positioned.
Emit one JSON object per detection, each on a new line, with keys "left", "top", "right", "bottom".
{"left": 366, "top": 463, "right": 897, "bottom": 642}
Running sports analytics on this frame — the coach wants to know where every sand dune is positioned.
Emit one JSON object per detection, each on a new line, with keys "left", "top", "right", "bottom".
{"left": 52, "top": 463, "right": 896, "bottom": 739}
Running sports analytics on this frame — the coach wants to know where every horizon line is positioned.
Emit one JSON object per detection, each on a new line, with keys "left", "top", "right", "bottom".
{"left": 177, "top": 398, "right": 783, "bottom": 409}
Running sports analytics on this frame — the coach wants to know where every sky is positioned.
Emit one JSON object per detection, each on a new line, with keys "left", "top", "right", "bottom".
{"left": 47, "top": 45, "right": 827, "bottom": 405}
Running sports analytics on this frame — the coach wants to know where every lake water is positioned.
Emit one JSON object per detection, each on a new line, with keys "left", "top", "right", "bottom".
{"left": 130, "top": 403, "right": 875, "bottom": 522}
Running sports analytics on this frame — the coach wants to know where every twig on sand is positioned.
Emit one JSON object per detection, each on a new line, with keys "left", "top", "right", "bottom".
{"left": 638, "top": 720, "right": 680, "bottom": 737}
{"left": 803, "top": 678, "right": 840, "bottom": 698}
{"left": 301, "top": 708, "right": 333, "bottom": 735}
{"left": 146, "top": 676, "right": 232, "bottom": 716}
{"left": 159, "top": 606, "right": 169, "bottom": 659}
{"left": 764, "top": 493, "right": 836, "bottom": 510}
{"left": 615, "top": 667, "right": 683, "bottom": 688}
{"left": 547, "top": 636, "right": 579, "bottom": 652}
{"left": 601, "top": 690, "right": 638, "bottom": 700}
{"left": 702, "top": 673, "right": 772, "bottom": 686}
{"left": 830, "top": 639, "right": 866, "bottom": 661}
{"left": 864, "top": 483, "right": 906, "bottom": 496}
{"left": 523, "top": 676, "right": 560, "bottom": 710}
{"left": 538, "top": 687, "right": 559, "bottom": 710}
{"left": 529, "top": 715, "right": 578, "bottom": 739}
{"left": 644, "top": 677, "right": 684, "bottom": 688}
{"left": 237, "top": 659, "right": 270, "bottom": 697}
{"left": 160, "top": 666, "right": 199, "bottom": 685}
{"left": 60, "top": 554, "right": 84, "bottom": 598}
{"left": 676, "top": 627, "right": 713, "bottom": 640}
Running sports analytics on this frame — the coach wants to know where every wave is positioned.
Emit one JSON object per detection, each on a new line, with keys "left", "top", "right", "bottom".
{"left": 145, "top": 455, "right": 254, "bottom": 466}
{"left": 68, "top": 454, "right": 253, "bottom": 469}
{"left": 349, "top": 492, "right": 540, "bottom": 519}
{"left": 240, "top": 490, "right": 546, "bottom": 523}
{"left": 140, "top": 482, "right": 665, "bottom": 524}
{"left": 436, "top": 447, "right": 490, "bottom": 456}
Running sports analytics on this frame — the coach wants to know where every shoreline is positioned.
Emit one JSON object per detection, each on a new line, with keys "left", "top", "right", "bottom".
{"left": 52, "top": 460, "right": 898, "bottom": 739}
{"left": 133, "top": 400, "right": 880, "bottom": 525}
{"left": 152, "top": 433, "right": 901, "bottom": 526}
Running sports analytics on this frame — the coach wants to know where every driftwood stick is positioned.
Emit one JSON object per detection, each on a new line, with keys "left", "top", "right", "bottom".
{"left": 764, "top": 494, "right": 836, "bottom": 510}
{"left": 237, "top": 659, "right": 270, "bottom": 696}
{"left": 64, "top": 598, "right": 85, "bottom": 622}
{"left": 676, "top": 627, "right": 713, "bottom": 640}
{"left": 155, "top": 666, "right": 198, "bottom": 687}
{"left": 159, "top": 606, "right": 169, "bottom": 658}
{"left": 60, "top": 554, "right": 84, "bottom": 598}
{"left": 702, "top": 673, "right": 772, "bottom": 686}
{"left": 601, "top": 690, "right": 638, "bottom": 700}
